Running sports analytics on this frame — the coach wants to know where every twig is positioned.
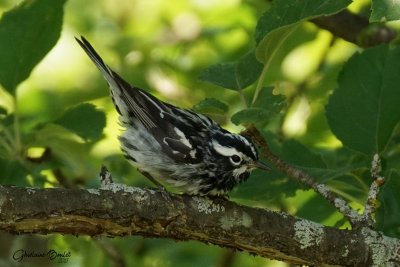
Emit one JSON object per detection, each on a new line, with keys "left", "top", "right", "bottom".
{"left": 100, "top": 165, "right": 114, "bottom": 187}
{"left": 218, "top": 249, "right": 236, "bottom": 267}
{"left": 362, "top": 154, "right": 385, "bottom": 225}
{"left": 99, "top": 165, "right": 158, "bottom": 197}
{"left": 242, "top": 124, "right": 368, "bottom": 228}
{"left": 311, "top": 10, "right": 396, "bottom": 47}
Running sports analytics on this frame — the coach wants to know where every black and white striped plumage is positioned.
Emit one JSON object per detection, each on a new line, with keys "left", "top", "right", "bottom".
{"left": 76, "top": 36, "right": 270, "bottom": 196}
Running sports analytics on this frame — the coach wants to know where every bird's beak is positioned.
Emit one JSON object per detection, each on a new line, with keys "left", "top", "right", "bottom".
{"left": 253, "top": 161, "right": 271, "bottom": 171}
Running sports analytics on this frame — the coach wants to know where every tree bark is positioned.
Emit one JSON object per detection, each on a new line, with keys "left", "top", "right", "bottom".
{"left": 0, "top": 185, "right": 399, "bottom": 266}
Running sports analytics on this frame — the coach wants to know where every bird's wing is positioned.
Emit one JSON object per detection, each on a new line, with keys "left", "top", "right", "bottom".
{"left": 76, "top": 36, "right": 209, "bottom": 163}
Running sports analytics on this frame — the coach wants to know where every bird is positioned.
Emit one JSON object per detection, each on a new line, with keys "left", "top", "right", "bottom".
{"left": 76, "top": 36, "right": 270, "bottom": 196}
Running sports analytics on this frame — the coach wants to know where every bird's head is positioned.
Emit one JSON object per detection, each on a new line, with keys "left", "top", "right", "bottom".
{"left": 210, "top": 131, "right": 270, "bottom": 184}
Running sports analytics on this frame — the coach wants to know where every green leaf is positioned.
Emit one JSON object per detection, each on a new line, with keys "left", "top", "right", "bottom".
{"left": 192, "top": 98, "right": 229, "bottom": 115}
{"left": 33, "top": 123, "right": 97, "bottom": 171}
{"left": 231, "top": 88, "right": 285, "bottom": 125}
{"left": 235, "top": 51, "right": 264, "bottom": 89}
{"left": 281, "top": 139, "right": 326, "bottom": 168}
{"left": 199, "top": 50, "right": 263, "bottom": 90}
{"left": 256, "top": 25, "right": 299, "bottom": 64}
{"left": 0, "top": 0, "right": 65, "bottom": 93}
{"left": 232, "top": 132, "right": 305, "bottom": 203}
{"left": 371, "top": 0, "right": 400, "bottom": 22}
{"left": 280, "top": 143, "right": 369, "bottom": 200}
{"left": 376, "top": 170, "right": 400, "bottom": 238}
{"left": 231, "top": 167, "right": 301, "bottom": 204}
{"left": 55, "top": 103, "right": 106, "bottom": 141}
{"left": 326, "top": 45, "right": 400, "bottom": 155}
{"left": 255, "top": 0, "right": 351, "bottom": 63}
{"left": 199, "top": 62, "right": 235, "bottom": 89}
{"left": 296, "top": 194, "right": 340, "bottom": 225}
{"left": 0, "top": 105, "right": 7, "bottom": 115}
{"left": 233, "top": 131, "right": 370, "bottom": 206}
{"left": 252, "top": 87, "right": 286, "bottom": 110}
{"left": 0, "top": 159, "right": 29, "bottom": 186}
{"left": 231, "top": 108, "right": 270, "bottom": 125}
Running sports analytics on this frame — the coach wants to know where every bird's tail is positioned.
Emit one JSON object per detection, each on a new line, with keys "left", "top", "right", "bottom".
{"left": 75, "top": 36, "right": 159, "bottom": 129}
{"left": 75, "top": 36, "right": 115, "bottom": 83}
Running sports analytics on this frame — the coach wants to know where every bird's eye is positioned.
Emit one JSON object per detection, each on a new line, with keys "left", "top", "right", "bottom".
{"left": 230, "top": 155, "right": 242, "bottom": 164}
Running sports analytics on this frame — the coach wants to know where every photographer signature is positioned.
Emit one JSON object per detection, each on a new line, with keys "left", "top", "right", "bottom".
{"left": 13, "top": 249, "right": 71, "bottom": 263}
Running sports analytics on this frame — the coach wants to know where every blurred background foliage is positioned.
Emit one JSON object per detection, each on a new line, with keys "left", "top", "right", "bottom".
{"left": 0, "top": 0, "right": 399, "bottom": 266}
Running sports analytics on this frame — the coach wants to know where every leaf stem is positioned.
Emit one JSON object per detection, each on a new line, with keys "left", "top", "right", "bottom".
{"left": 13, "top": 97, "right": 22, "bottom": 158}
{"left": 0, "top": 121, "right": 14, "bottom": 143}
{"left": 234, "top": 73, "right": 248, "bottom": 108}
{"left": 252, "top": 26, "right": 298, "bottom": 105}
{"left": 0, "top": 127, "right": 14, "bottom": 156}
{"left": 252, "top": 61, "right": 269, "bottom": 105}
{"left": 238, "top": 89, "right": 248, "bottom": 108}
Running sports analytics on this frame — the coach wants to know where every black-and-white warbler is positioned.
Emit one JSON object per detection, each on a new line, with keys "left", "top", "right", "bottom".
{"left": 76, "top": 36, "right": 270, "bottom": 196}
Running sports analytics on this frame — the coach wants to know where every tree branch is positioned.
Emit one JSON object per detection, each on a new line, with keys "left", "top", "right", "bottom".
{"left": 0, "top": 184, "right": 399, "bottom": 266}
{"left": 362, "top": 154, "right": 385, "bottom": 224}
{"left": 242, "top": 125, "right": 370, "bottom": 228}
{"left": 311, "top": 10, "right": 396, "bottom": 47}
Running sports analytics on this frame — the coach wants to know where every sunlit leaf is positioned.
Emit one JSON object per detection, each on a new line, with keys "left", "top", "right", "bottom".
{"left": 326, "top": 45, "right": 400, "bottom": 155}
{"left": 32, "top": 123, "right": 98, "bottom": 175}
{"left": 0, "top": 0, "right": 65, "bottom": 93}
{"left": 256, "top": 25, "right": 298, "bottom": 64}
{"left": 255, "top": 0, "right": 351, "bottom": 63}
{"left": 371, "top": 0, "right": 400, "bottom": 22}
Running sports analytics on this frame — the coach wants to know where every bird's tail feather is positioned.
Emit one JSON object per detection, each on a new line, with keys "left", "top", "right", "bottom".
{"left": 75, "top": 36, "right": 114, "bottom": 81}
{"left": 76, "top": 36, "right": 159, "bottom": 129}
